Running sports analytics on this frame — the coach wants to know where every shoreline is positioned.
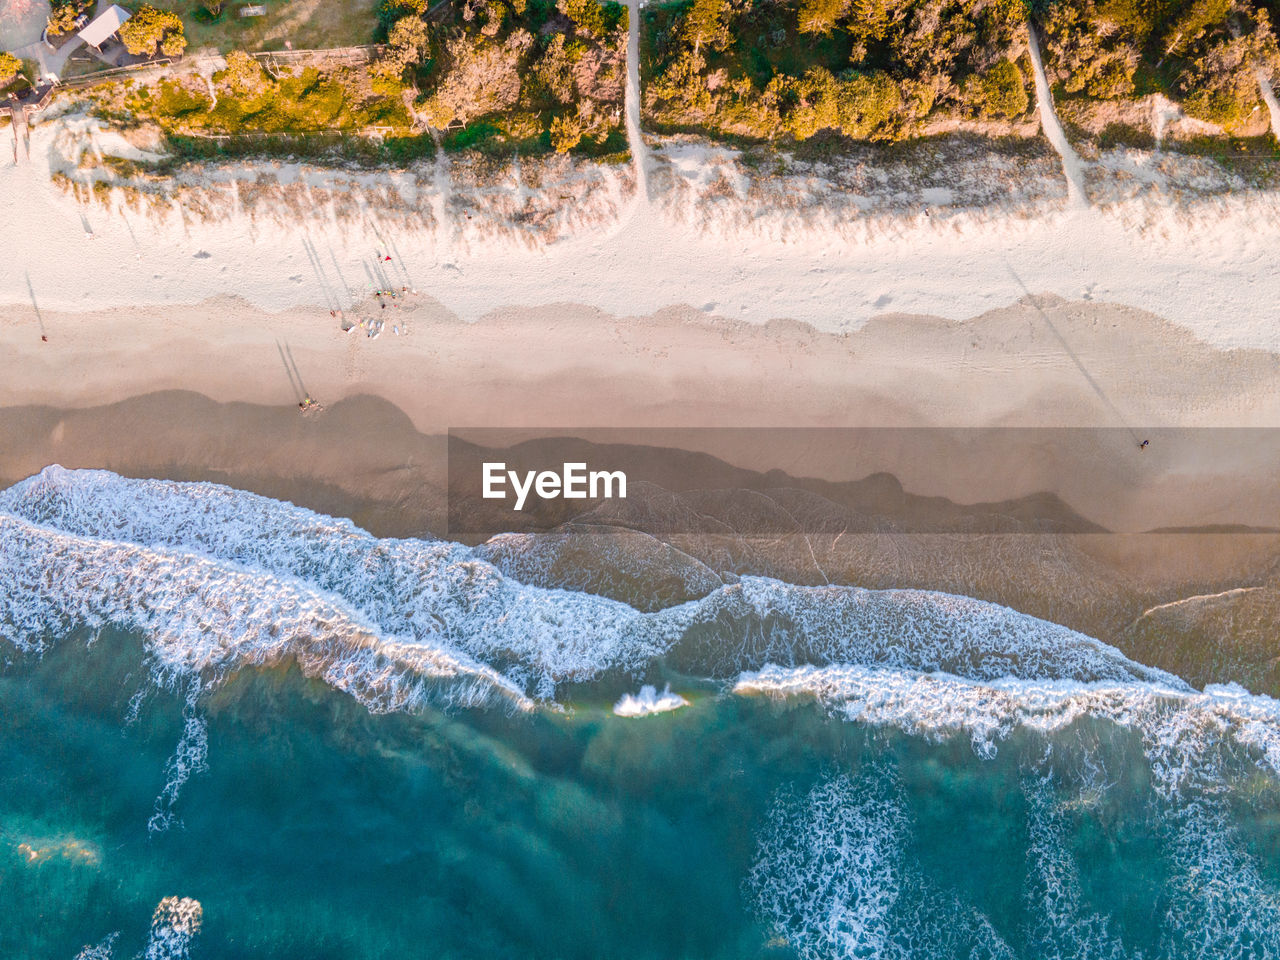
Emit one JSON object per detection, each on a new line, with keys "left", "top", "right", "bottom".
{"left": 5, "top": 292, "right": 1280, "bottom": 532}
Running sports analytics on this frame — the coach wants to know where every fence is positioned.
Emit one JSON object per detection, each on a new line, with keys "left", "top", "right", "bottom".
{"left": 59, "top": 58, "right": 174, "bottom": 88}
{"left": 180, "top": 125, "right": 397, "bottom": 141}
{"left": 56, "top": 44, "right": 386, "bottom": 89}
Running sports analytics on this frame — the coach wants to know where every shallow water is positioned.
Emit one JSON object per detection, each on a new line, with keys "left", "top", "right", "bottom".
{"left": 3, "top": 469, "right": 1280, "bottom": 959}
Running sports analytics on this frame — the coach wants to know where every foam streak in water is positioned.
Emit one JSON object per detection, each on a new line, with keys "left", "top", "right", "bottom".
{"left": 748, "top": 767, "right": 1016, "bottom": 960}
{"left": 147, "top": 679, "right": 209, "bottom": 835}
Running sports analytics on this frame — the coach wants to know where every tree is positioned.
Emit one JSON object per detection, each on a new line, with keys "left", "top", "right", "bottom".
{"left": 965, "top": 58, "right": 1029, "bottom": 118}
{"left": 683, "top": 0, "right": 731, "bottom": 57}
{"left": 558, "top": 0, "right": 606, "bottom": 38}
{"left": 1160, "top": 0, "right": 1231, "bottom": 60}
{"left": 377, "top": 0, "right": 429, "bottom": 33}
{"left": 550, "top": 109, "right": 584, "bottom": 151}
{"left": 0, "top": 52, "right": 21, "bottom": 89}
{"left": 216, "top": 49, "right": 270, "bottom": 96}
{"left": 797, "top": 0, "right": 847, "bottom": 36}
{"left": 835, "top": 69, "right": 903, "bottom": 139}
{"left": 118, "top": 5, "right": 187, "bottom": 58}
{"left": 46, "top": 1, "right": 86, "bottom": 37}
{"left": 378, "top": 15, "right": 431, "bottom": 77}
{"left": 419, "top": 30, "right": 529, "bottom": 127}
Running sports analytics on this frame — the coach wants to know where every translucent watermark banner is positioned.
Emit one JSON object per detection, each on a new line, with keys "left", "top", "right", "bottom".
{"left": 445, "top": 428, "right": 1280, "bottom": 540}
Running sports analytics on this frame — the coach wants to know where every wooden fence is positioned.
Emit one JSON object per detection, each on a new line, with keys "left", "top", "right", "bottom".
{"left": 57, "top": 44, "right": 386, "bottom": 89}
{"left": 59, "top": 58, "right": 174, "bottom": 88}
{"left": 181, "top": 124, "right": 397, "bottom": 141}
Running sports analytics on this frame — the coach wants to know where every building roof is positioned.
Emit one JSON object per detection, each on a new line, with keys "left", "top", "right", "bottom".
{"left": 77, "top": 4, "right": 132, "bottom": 48}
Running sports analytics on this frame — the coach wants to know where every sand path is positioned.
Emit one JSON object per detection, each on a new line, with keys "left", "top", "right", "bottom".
{"left": 623, "top": 0, "right": 648, "bottom": 204}
{"left": 1026, "top": 22, "right": 1089, "bottom": 207}
{"left": 1257, "top": 68, "right": 1280, "bottom": 142}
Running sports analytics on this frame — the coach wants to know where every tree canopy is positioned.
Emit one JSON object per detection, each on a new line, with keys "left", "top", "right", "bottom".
{"left": 0, "top": 52, "right": 21, "bottom": 90}
{"left": 118, "top": 5, "right": 188, "bottom": 58}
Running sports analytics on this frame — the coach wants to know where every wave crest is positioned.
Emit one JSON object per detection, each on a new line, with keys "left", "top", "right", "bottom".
{"left": 0, "top": 467, "right": 1209, "bottom": 712}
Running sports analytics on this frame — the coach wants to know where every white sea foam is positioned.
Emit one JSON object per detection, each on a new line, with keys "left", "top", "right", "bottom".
{"left": 0, "top": 467, "right": 1177, "bottom": 710}
{"left": 0, "top": 467, "right": 668, "bottom": 700}
{"left": 148, "top": 680, "right": 209, "bottom": 835}
{"left": 748, "top": 770, "right": 907, "bottom": 960}
{"left": 1161, "top": 797, "right": 1280, "bottom": 960}
{"left": 1023, "top": 778, "right": 1131, "bottom": 960}
{"left": 752, "top": 761, "right": 1280, "bottom": 960}
{"left": 739, "top": 662, "right": 1280, "bottom": 950}
{"left": 72, "top": 933, "right": 119, "bottom": 960}
{"left": 612, "top": 684, "right": 689, "bottom": 717}
{"left": 733, "top": 664, "right": 1280, "bottom": 772}
{"left": 667, "top": 576, "right": 1185, "bottom": 685}
{"left": 144, "top": 897, "right": 202, "bottom": 960}
{"left": 0, "top": 509, "right": 531, "bottom": 713}
{"left": 748, "top": 768, "right": 1016, "bottom": 960}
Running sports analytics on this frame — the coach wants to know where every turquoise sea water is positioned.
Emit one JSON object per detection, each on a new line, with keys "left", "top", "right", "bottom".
{"left": 3, "top": 468, "right": 1280, "bottom": 959}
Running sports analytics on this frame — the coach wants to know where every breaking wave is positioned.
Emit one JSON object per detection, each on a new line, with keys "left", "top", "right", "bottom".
{"left": 613, "top": 684, "right": 690, "bottom": 717}
{"left": 0, "top": 467, "right": 1177, "bottom": 709}
{"left": 733, "top": 663, "right": 1280, "bottom": 773}
{"left": 0, "top": 509, "right": 530, "bottom": 712}
{"left": 6, "top": 468, "right": 1280, "bottom": 958}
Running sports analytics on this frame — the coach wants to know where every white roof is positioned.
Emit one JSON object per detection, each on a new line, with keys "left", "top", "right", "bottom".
{"left": 77, "top": 4, "right": 132, "bottom": 48}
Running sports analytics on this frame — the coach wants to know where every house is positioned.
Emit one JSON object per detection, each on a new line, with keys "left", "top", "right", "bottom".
{"left": 76, "top": 4, "right": 133, "bottom": 52}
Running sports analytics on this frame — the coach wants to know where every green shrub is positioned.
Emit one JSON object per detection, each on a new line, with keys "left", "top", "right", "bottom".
{"left": 0, "top": 52, "right": 20, "bottom": 90}
{"left": 118, "top": 5, "right": 187, "bottom": 57}
{"left": 965, "top": 59, "right": 1029, "bottom": 119}
{"left": 836, "top": 70, "right": 904, "bottom": 139}
{"left": 156, "top": 79, "right": 211, "bottom": 117}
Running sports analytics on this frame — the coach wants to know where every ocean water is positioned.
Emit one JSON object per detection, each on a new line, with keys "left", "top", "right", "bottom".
{"left": 3, "top": 467, "right": 1280, "bottom": 959}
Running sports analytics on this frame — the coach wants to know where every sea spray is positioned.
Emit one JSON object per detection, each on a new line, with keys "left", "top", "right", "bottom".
{"left": 613, "top": 684, "right": 689, "bottom": 717}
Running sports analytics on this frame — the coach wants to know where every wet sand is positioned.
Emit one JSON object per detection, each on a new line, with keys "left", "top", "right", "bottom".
{"left": 4, "top": 294, "right": 1280, "bottom": 529}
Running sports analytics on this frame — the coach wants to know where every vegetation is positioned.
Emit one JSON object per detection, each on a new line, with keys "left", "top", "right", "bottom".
{"left": 45, "top": 0, "right": 94, "bottom": 38}
{"left": 135, "top": 0, "right": 381, "bottom": 54}
{"left": 642, "top": 0, "right": 1034, "bottom": 144}
{"left": 91, "top": 51, "right": 415, "bottom": 145}
{"left": 0, "top": 52, "right": 21, "bottom": 90}
{"left": 1037, "top": 0, "right": 1280, "bottom": 132}
{"left": 118, "top": 4, "right": 189, "bottom": 57}
{"left": 379, "top": 0, "right": 629, "bottom": 153}
{"left": 82, "top": 0, "right": 627, "bottom": 163}
{"left": 67, "top": 0, "right": 1280, "bottom": 166}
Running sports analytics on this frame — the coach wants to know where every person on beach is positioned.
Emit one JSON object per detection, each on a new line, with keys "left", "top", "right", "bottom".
{"left": 1139, "top": 439, "right": 1149, "bottom": 450}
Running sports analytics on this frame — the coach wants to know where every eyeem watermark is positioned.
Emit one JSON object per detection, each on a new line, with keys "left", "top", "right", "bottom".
{"left": 482, "top": 462, "right": 627, "bottom": 511}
